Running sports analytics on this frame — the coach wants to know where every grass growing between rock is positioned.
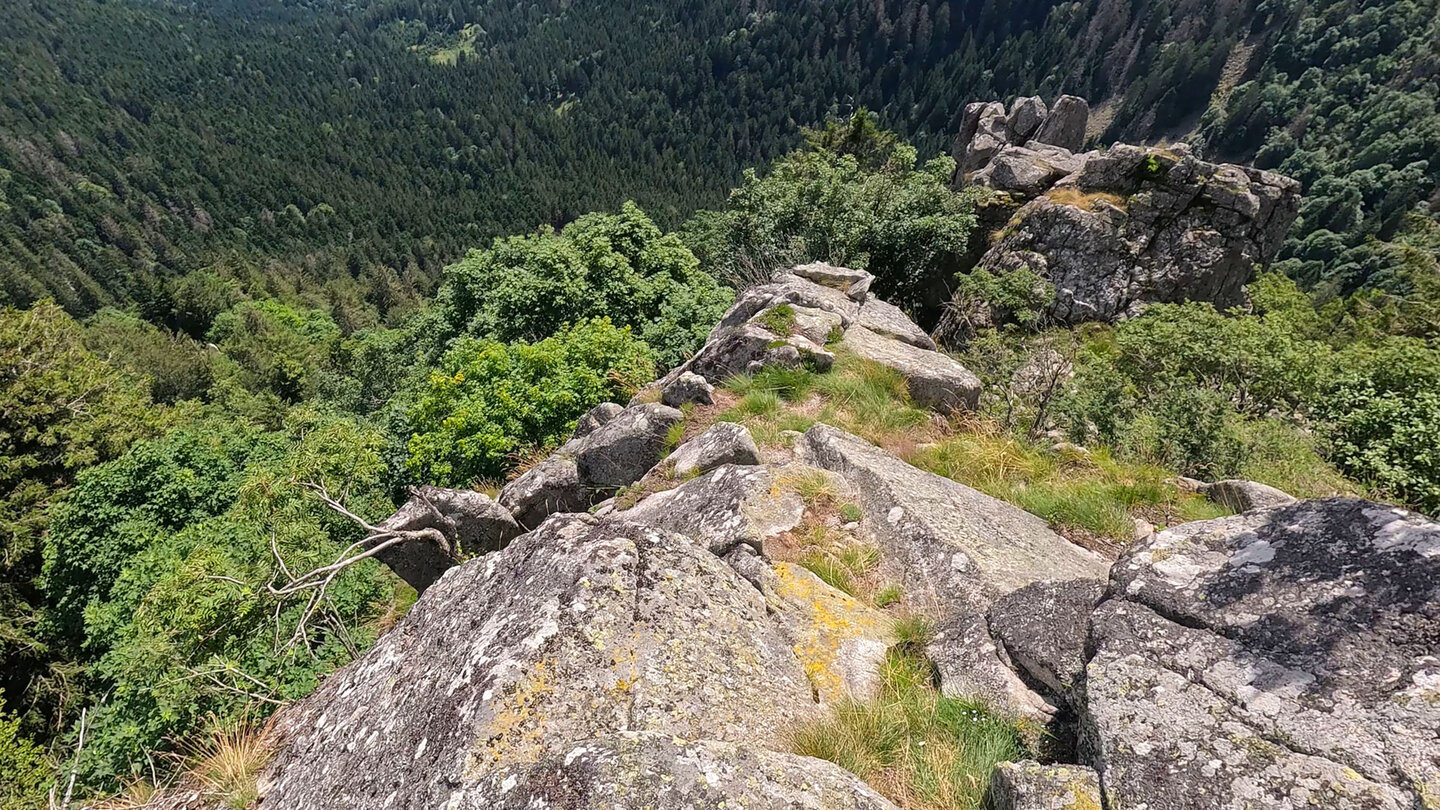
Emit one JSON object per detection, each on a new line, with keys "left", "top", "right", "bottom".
{"left": 184, "top": 718, "right": 271, "bottom": 809}
{"left": 909, "top": 431, "right": 1229, "bottom": 550}
{"left": 791, "top": 628, "right": 1027, "bottom": 810}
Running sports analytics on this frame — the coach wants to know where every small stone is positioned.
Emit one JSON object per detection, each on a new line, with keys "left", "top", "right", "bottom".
{"left": 660, "top": 371, "right": 714, "bottom": 407}
{"left": 666, "top": 422, "right": 761, "bottom": 479}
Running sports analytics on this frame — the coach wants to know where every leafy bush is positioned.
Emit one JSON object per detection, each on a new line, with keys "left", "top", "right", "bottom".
{"left": 431, "top": 201, "right": 732, "bottom": 369}
{"left": 687, "top": 111, "right": 979, "bottom": 323}
{"left": 207, "top": 300, "right": 341, "bottom": 403}
{"left": 0, "top": 697, "right": 51, "bottom": 810}
{"left": 402, "top": 319, "right": 656, "bottom": 486}
{"left": 948, "top": 266, "right": 1055, "bottom": 336}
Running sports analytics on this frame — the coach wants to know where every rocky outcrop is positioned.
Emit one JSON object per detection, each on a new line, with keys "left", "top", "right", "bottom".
{"left": 800, "top": 424, "right": 1108, "bottom": 613}
{"left": 1081, "top": 499, "right": 1440, "bottom": 808}
{"left": 370, "top": 486, "right": 523, "bottom": 593}
{"left": 619, "top": 463, "right": 804, "bottom": 556}
{"left": 500, "top": 402, "right": 682, "bottom": 528}
{"left": 928, "top": 612, "right": 1057, "bottom": 722}
{"left": 262, "top": 514, "right": 828, "bottom": 809}
{"left": 665, "top": 421, "right": 761, "bottom": 478}
{"left": 943, "top": 96, "right": 1301, "bottom": 336}
{"left": 840, "top": 324, "right": 980, "bottom": 412}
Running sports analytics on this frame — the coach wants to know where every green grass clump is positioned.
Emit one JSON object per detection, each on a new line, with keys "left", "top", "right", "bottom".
{"left": 801, "top": 544, "right": 881, "bottom": 597}
{"left": 840, "top": 503, "right": 863, "bottom": 523}
{"left": 791, "top": 636, "right": 1026, "bottom": 810}
{"left": 873, "top": 584, "right": 903, "bottom": 608}
{"left": 758, "top": 303, "right": 797, "bottom": 335}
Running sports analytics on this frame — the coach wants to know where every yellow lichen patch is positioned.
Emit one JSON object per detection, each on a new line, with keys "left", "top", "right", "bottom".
{"left": 468, "top": 660, "right": 556, "bottom": 772}
{"left": 1044, "top": 186, "right": 1128, "bottom": 213}
{"left": 773, "top": 562, "right": 894, "bottom": 702}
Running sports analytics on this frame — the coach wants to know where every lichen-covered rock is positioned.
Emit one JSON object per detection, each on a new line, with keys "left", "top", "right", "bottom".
{"left": 984, "top": 761, "right": 1101, "bottom": 810}
{"left": 1006, "top": 96, "right": 1048, "bottom": 144}
{"left": 665, "top": 422, "right": 761, "bottom": 479}
{"left": 371, "top": 486, "right": 523, "bottom": 593}
{"left": 790, "top": 261, "right": 874, "bottom": 296}
{"left": 456, "top": 731, "right": 900, "bottom": 809}
{"left": 856, "top": 297, "right": 937, "bottom": 350}
{"left": 1080, "top": 499, "right": 1440, "bottom": 808}
{"left": 574, "top": 401, "right": 625, "bottom": 439}
{"left": 575, "top": 403, "right": 684, "bottom": 492}
{"left": 987, "top": 578, "right": 1104, "bottom": 703}
{"left": 791, "top": 304, "right": 846, "bottom": 345}
{"left": 621, "top": 464, "right": 803, "bottom": 556}
{"left": 660, "top": 370, "right": 714, "bottom": 407}
{"left": 262, "top": 514, "right": 822, "bottom": 810}
{"left": 726, "top": 546, "right": 894, "bottom": 702}
{"left": 498, "top": 454, "right": 588, "bottom": 529}
{"left": 971, "top": 145, "right": 1087, "bottom": 197}
{"left": 800, "top": 424, "right": 1108, "bottom": 613}
{"left": 840, "top": 324, "right": 981, "bottom": 412}
{"left": 1032, "top": 95, "right": 1089, "bottom": 151}
{"left": 1202, "top": 478, "right": 1298, "bottom": 511}
{"left": 927, "top": 612, "right": 1056, "bottom": 722}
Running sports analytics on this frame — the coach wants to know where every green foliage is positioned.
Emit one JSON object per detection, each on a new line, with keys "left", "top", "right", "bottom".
{"left": 84, "top": 309, "right": 216, "bottom": 404}
{"left": 432, "top": 202, "right": 732, "bottom": 369}
{"left": 689, "top": 116, "right": 979, "bottom": 322}
{"left": 0, "top": 696, "right": 51, "bottom": 810}
{"left": 402, "top": 319, "right": 656, "bottom": 486}
{"left": 207, "top": 301, "right": 341, "bottom": 404}
{"left": 951, "top": 267, "right": 1056, "bottom": 334}
{"left": 759, "top": 303, "right": 797, "bottom": 336}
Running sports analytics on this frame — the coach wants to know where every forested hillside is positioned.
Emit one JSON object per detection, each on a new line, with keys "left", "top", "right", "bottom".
{"left": 2, "top": 0, "right": 1436, "bottom": 321}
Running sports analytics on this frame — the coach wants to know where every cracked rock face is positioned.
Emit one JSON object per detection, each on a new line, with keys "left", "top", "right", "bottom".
{"left": 988, "top": 578, "right": 1105, "bottom": 705}
{"left": 984, "top": 760, "right": 1101, "bottom": 810}
{"left": 1081, "top": 498, "right": 1440, "bottom": 808}
{"left": 262, "top": 514, "right": 821, "bottom": 810}
{"left": 457, "top": 731, "right": 899, "bottom": 809}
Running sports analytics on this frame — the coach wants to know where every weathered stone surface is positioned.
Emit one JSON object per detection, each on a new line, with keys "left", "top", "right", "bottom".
{"left": 801, "top": 424, "right": 1109, "bottom": 613}
{"left": 372, "top": 486, "right": 523, "bottom": 593}
{"left": 660, "top": 370, "right": 714, "bottom": 407}
{"left": 1081, "top": 499, "right": 1440, "bottom": 809}
{"left": 841, "top": 324, "right": 982, "bottom": 412}
{"left": 498, "top": 454, "right": 588, "bottom": 529}
{"left": 666, "top": 422, "right": 761, "bottom": 478}
{"left": 1006, "top": 96, "right": 1048, "bottom": 144}
{"left": 262, "top": 514, "right": 821, "bottom": 810}
{"left": 928, "top": 612, "right": 1056, "bottom": 722}
{"left": 574, "top": 401, "right": 625, "bottom": 439}
{"left": 790, "top": 261, "right": 874, "bottom": 296}
{"left": 1203, "top": 478, "right": 1298, "bottom": 511}
{"left": 621, "top": 464, "right": 803, "bottom": 556}
{"left": 856, "top": 297, "right": 937, "bottom": 350}
{"left": 791, "top": 304, "right": 845, "bottom": 345}
{"left": 971, "top": 145, "right": 1086, "bottom": 197}
{"left": 984, "top": 761, "right": 1101, "bottom": 810}
{"left": 1033, "top": 94, "right": 1089, "bottom": 151}
{"left": 457, "top": 731, "right": 900, "bottom": 810}
{"left": 987, "top": 579, "right": 1105, "bottom": 701}
{"left": 575, "top": 403, "right": 684, "bottom": 491}
{"left": 726, "top": 546, "right": 894, "bottom": 702}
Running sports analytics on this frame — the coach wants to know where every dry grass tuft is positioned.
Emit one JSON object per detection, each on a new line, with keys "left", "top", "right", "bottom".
{"left": 1044, "top": 186, "right": 1127, "bottom": 213}
{"left": 184, "top": 717, "right": 272, "bottom": 809}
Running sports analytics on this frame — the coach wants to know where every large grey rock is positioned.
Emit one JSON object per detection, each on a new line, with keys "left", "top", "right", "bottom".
{"left": 574, "top": 401, "right": 625, "bottom": 439}
{"left": 262, "top": 514, "right": 822, "bottom": 810}
{"left": 371, "top": 486, "right": 523, "bottom": 593}
{"left": 1033, "top": 94, "right": 1089, "bottom": 151}
{"left": 666, "top": 421, "right": 761, "bottom": 478}
{"left": 1006, "top": 96, "right": 1049, "bottom": 144}
{"left": 856, "top": 297, "right": 936, "bottom": 350}
{"left": 1203, "top": 478, "right": 1298, "bottom": 511}
{"left": 457, "top": 731, "right": 899, "bottom": 809}
{"left": 971, "top": 145, "right": 1088, "bottom": 197}
{"left": 621, "top": 464, "right": 803, "bottom": 556}
{"left": 927, "top": 612, "right": 1056, "bottom": 722}
{"left": 660, "top": 370, "right": 714, "bottom": 407}
{"left": 1080, "top": 499, "right": 1440, "bottom": 809}
{"left": 800, "top": 424, "right": 1109, "bottom": 613}
{"left": 790, "top": 261, "right": 874, "bottom": 296}
{"left": 984, "top": 761, "right": 1102, "bottom": 810}
{"left": 498, "top": 454, "right": 588, "bottom": 529}
{"left": 574, "top": 403, "right": 683, "bottom": 491}
{"left": 969, "top": 143, "right": 1301, "bottom": 325}
{"left": 840, "top": 324, "right": 982, "bottom": 413}
{"left": 988, "top": 579, "right": 1105, "bottom": 702}
{"left": 790, "top": 304, "right": 845, "bottom": 345}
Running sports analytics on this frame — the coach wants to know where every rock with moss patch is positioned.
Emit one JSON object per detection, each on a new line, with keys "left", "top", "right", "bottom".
{"left": 456, "top": 731, "right": 899, "bottom": 809}
{"left": 261, "top": 514, "right": 822, "bottom": 810}
{"left": 665, "top": 422, "right": 761, "bottom": 479}
{"left": 371, "top": 486, "right": 524, "bottom": 594}
{"left": 984, "top": 760, "right": 1101, "bottom": 810}
{"left": 1081, "top": 499, "right": 1440, "bottom": 808}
